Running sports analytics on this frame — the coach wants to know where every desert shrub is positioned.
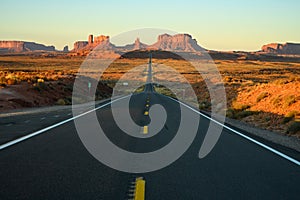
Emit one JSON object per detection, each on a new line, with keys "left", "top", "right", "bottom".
{"left": 235, "top": 110, "right": 255, "bottom": 119}
{"left": 48, "top": 83, "right": 54, "bottom": 90}
{"left": 283, "top": 111, "right": 299, "bottom": 124}
{"left": 38, "top": 82, "right": 47, "bottom": 89}
{"left": 288, "top": 76, "right": 300, "bottom": 82}
{"left": 226, "top": 108, "right": 235, "bottom": 118}
{"left": 154, "top": 85, "right": 176, "bottom": 98}
{"left": 271, "top": 95, "right": 282, "bottom": 106}
{"left": 56, "top": 98, "right": 66, "bottom": 105}
{"left": 37, "top": 78, "right": 44, "bottom": 83}
{"left": 265, "top": 116, "right": 271, "bottom": 122}
{"left": 285, "top": 111, "right": 298, "bottom": 118}
{"left": 223, "top": 76, "right": 233, "bottom": 82}
{"left": 226, "top": 108, "right": 256, "bottom": 119}
{"left": 271, "top": 95, "right": 296, "bottom": 108}
{"left": 33, "top": 82, "right": 47, "bottom": 92}
{"left": 232, "top": 101, "right": 250, "bottom": 110}
{"left": 284, "top": 95, "right": 295, "bottom": 106}
{"left": 65, "top": 96, "right": 72, "bottom": 104}
{"left": 256, "top": 92, "right": 269, "bottom": 103}
{"left": 4, "top": 74, "right": 19, "bottom": 85}
{"left": 199, "top": 100, "right": 211, "bottom": 110}
{"left": 5, "top": 74, "right": 16, "bottom": 80}
{"left": 287, "top": 122, "right": 300, "bottom": 134}
{"left": 0, "top": 77, "right": 7, "bottom": 84}
{"left": 63, "top": 84, "right": 73, "bottom": 92}
{"left": 57, "top": 97, "right": 71, "bottom": 105}
{"left": 7, "top": 79, "right": 16, "bottom": 85}
{"left": 57, "top": 81, "right": 66, "bottom": 86}
{"left": 273, "top": 79, "right": 289, "bottom": 85}
{"left": 134, "top": 85, "right": 145, "bottom": 93}
{"left": 33, "top": 85, "right": 40, "bottom": 92}
{"left": 282, "top": 117, "right": 293, "bottom": 124}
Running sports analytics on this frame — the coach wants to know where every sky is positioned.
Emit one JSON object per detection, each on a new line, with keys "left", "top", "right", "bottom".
{"left": 1, "top": 0, "right": 299, "bottom": 51}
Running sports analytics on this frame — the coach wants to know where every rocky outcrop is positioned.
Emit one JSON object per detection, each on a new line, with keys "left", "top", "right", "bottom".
{"left": 123, "top": 38, "right": 148, "bottom": 51}
{"left": 73, "top": 41, "right": 88, "bottom": 51}
{"left": 0, "top": 41, "right": 55, "bottom": 52}
{"left": 261, "top": 43, "right": 300, "bottom": 54}
{"left": 262, "top": 43, "right": 280, "bottom": 53}
{"left": 72, "top": 35, "right": 115, "bottom": 51}
{"left": 24, "top": 42, "right": 55, "bottom": 51}
{"left": 0, "top": 41, "right": 24, "bottom": 52}
{"left": 134, "top": 38, "right": 148, "bottom": 50}
{"left": 88, "top": 34, "right": 111, "bottom": 47}
{"left": 148, "top": 33, "right": 204, "bottom": 52}
{"left": 63, "top": 45, "right": 69, "bottom": 52}
{"left": 94, "top": 35, "right": 109, "bottom": 44}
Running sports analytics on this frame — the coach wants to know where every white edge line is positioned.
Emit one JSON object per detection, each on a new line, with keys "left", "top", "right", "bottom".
{"left": 167, "top": 96, "right": 300, "bottom": 166}
{"left": 0, "top": 95, "right": 130, "bottom": 151}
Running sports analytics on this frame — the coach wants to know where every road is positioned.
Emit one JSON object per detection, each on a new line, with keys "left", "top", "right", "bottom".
{"left": 1, "top": 55, "right": 300, "bottom": 199}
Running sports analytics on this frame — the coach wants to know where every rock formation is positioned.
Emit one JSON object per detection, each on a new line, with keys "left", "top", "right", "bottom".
{"left": 73, "top": 41, "right": 88, "bottom": 51}
{"left": 0, "top": 41, "right": 55, "bottom": 52}
{"left": 24, "top": 42, "right": 55, "bottom": 52}
{"left": 72, "top": 33, "right": 204, "bottom": 54}
{"left": 261, "top": 42, "right": 300, "bottom": 54}
{"left": 123, "top": 38, "right": 148, "bottom": 51}
{"left": 133, "top": 38, "right": 148, "bottom": 50}
{"left": 94, "top": 35, "right": 110, "bottom": 45}
{"left": 0, "top": 41, "right": 24, "bottom": 52}
{"left": 72, "top": 34, "right": 115, "bottom": 51}
{"left": 88, "top": 34, "right": 93, "bottom": 45}
{"left": 148, "top": 33, "right": 204, "bottom": 52}
{"left": 63, "top": 45, "right": 69, "bottom": 52}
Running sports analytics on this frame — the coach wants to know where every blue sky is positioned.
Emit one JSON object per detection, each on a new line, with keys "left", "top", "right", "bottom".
{"left": 1, "top": 0, "right": 299, "bottom": 51}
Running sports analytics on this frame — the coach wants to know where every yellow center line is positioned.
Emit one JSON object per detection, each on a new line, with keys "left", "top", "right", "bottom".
{"left": 134, "top": 177, "right": 146, "bottom": 200}
{"left": 144, "top": 111, "right": 149, "bottom": 116}
{"left": 143, "top": 126, "right": 148, "bottom": 134}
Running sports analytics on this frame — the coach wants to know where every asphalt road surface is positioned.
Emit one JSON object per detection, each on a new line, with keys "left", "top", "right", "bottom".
{"left": 1, "top": 88, "right": 300, "bottom": 199}
{"left": 1, "top": 55, "right": 300, "bottom": 199}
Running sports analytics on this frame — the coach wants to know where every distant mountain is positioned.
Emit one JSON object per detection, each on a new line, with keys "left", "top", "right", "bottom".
{"left": 261, "top": 42, "right": 300, "bottom": 54}
{"left": 0, "top": 41, "right": 55, "bottom": 52}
